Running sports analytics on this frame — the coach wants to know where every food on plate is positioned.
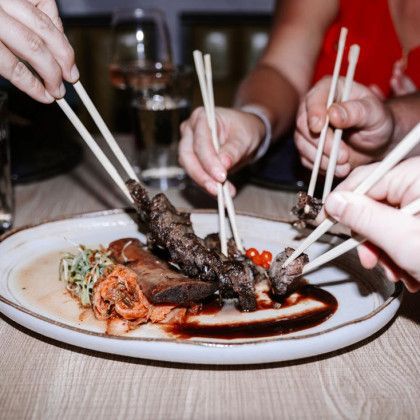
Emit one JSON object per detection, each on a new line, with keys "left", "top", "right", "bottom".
{"left": 127, "top": 179, "right": 257, "bottom": 311}
{"left": 109, "top": 238, "right": 217, "bottom": 304}
{"left": 291, "top": 191, "right": 322, "bottom": 227}
{"left": 269, "top": 247, "right": 309, "bottom": 296}
{"left": 59, "top": 246, "right": 114, "bottom": 306}
{"left": 58, "top": 183, "right": 319, "bottom": 336}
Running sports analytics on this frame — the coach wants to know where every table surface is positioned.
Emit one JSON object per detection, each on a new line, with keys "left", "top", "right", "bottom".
{"left": 1, "top": 138, "right": 419, "bottom": 420}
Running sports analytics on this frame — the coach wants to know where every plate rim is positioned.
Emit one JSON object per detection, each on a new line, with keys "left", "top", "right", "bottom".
{"left": 0, "top": 208, "right": 403, "bottom": 348}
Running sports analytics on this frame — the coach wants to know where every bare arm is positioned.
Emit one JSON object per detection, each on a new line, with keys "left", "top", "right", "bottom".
{"left": 235, "top": 0, "right": 338, "bottom": 139}
{"left": 387, "top": 92, "right": 420, "bottom": 151}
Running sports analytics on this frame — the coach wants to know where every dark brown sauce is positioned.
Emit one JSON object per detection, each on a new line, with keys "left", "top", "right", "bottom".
{"left": 164, "top": 285, "right": 338, "bottom": 340}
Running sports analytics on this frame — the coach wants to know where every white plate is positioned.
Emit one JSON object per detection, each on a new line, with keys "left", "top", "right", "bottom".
{"left": 0, "top": 209, "right": 401, "bottom": 365}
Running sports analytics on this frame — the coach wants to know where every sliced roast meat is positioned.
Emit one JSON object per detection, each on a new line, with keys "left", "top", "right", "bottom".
{"left": 109, "top": 238, "right": 217, "bottom": 305}
{"left": 269, "top": 247, "right": 309, "bottom": 296}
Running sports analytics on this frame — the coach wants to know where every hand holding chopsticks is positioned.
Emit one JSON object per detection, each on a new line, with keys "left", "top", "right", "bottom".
{"left": 193, "top": 50, "right": 244, "bottom": 255}
{"left": 306, "top": 27, "right": 348, "bottom": 199}
{"left": 284, "top": 122, "right": 420, "bottom": 269}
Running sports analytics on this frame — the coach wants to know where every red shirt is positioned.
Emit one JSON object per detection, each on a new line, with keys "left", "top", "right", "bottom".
{"left": 312, "top": 0, "right": 420, "bottom": 97}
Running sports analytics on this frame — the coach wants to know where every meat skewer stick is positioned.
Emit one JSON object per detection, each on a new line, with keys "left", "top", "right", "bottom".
{"left": 307, "top": 26, "right": 348, "bottom": 200}
{"left": 73, "top": 81, "right": 139, "bottom": 182}
{"left": 56, "top": 98, "right": 134, "bottom": 203}
{"left": 282, "top": 121, "right": 420, "bottom": 268}
{"left": 193, "top": 50, "right": 228, "bottom": 256}
{"left": 302, "top": 198, "right": 420, "bottom": 275}
{"left": 322, "top": 44, "right": 360, "bottom": 202}
{"left": 204, "top": 53, "right": 244, "bottom": 254}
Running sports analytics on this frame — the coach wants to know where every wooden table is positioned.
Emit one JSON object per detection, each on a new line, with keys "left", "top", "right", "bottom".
{"left": 1, "top": 138, "right": 419, "bottom": 419}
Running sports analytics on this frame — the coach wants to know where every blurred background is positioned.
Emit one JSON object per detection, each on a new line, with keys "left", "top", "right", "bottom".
{"left": 63, "top": 0, "right": 274, "bottom": 132}
{"left": 1, "top": 0, "right": 276, "bottom": 184}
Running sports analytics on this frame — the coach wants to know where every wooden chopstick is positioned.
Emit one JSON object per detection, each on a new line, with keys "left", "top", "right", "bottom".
{"left": 283, "top": 121, "right": 420, "bottom": 268}
{"left": 302, "top": 198, "right": 420, "bottom": 275}
{"left": 73, "top": 81, "right": 140, "bottom": 182}
{"left": 193, "top": 50, "right": 244, "bottom": 255}
{"left": 204, "top": 54, "right": 244, "bottom": 253}
{"left": 56, "top": 98, "right": 134, "bottom": 203}
{"left": 322, "top": 44, "right": 360, "bottom": 202}
{"left": 307, "top": 27, "right": 348, "bottom": 199}
{"left": 193, "top": 50, "right": 228, "bottom": 256}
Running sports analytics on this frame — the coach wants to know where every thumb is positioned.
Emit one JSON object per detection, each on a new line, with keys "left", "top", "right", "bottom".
{"left": 328, "top": 98, "right": 378, "bottom": 130}
{"left": 325, "top": 191, "right": 414, "bottom": 259}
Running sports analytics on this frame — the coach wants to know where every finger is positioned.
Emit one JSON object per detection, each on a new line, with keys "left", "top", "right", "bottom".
{"left": 1, "top": 0, "right": 78, "bottom": 82}
{"left": 296, "top": 114, "right": 350, "bottom": 166}
{"left": 192, "top": 112, "right": 227, "bottom": 183}
{"left": 295, "top": 132, "right": 351, "bottom": 176}
{"left": 333, "top": 158, "right": 420, "bottom": 207}
{"left": 325, "top": 191, "right": 420, "bottom": 272}
{"left": 332, "top": 164, "right": 379, "bottom": 193}
{"left": 368, "top": 84, "right": 385, "bottom": 100}
{"left": 26, "top": 0, "right": 63, "bottom": 31}
{"left": 0, "top": 8, "right": 64, "bottom": 97}
{"left": 377, "top": 254, "right": 420, "bottom": 293}
{"left": 305, "top": 77, "right": 332, "bottom": 133}
{"left": 328, "top": 97, "right": 382, "bottom": 130}
{"left": 0, "top": 40, "right": 53, "bottom": 103}
{"left": 357, "top": 243, "right": 380, "bottom": 269}
{"left": 178, "top": 125, "right": 218, "bottom": 195}
{"left": 218, "top": 136, "right": 249, "bottom": 172}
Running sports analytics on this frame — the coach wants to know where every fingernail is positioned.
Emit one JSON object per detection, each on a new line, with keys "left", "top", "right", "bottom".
{"left": 325, "top": 192, "right": 349, "bottom": 221}
{"left": 58, "top": 82, "right": 66, "bottom": 97}
{"left": 44, "top": 91, "right": 54, "bottom": 102}
{"left": 335, "top": 105, "right": 348, "bottom": 121}
{"left": 213, "top": 168, "right": 226, "bottom": 183}
{"left": 309, "top": 116, "right": 320, "bottom": 131}
{"left": 70, "top": 64, "right": 80, "bottom": 82}
{"left": 204, "top": 181, "right": 217, "bottom": 195}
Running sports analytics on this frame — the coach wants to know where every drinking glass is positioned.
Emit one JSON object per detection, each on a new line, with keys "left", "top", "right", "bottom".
{"left": 110, "top": 8, "right": 191, "bottom": 190}
{"left": 109, "top": 8, "right": 173, "bottom": 89}
{"left": 0, "top": 92, "right": 13, "bottom": 233}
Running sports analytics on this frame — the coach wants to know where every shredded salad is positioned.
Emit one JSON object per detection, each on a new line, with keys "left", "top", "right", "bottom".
{"left": 59, "top": 246, "right": 114, "bottom": 306}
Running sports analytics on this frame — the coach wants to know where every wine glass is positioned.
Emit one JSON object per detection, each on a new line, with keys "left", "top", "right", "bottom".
{"left": 109, "top": 8, "right": 173, "bottom": 90}
{"left": 109, "top": 8, "right": 192, "bottom": 190}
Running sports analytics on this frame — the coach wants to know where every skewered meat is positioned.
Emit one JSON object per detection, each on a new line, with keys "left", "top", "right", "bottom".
{"left": 109, "top": 238, "right": 217, "bottom": 305}
{"left": 292, "top": 191, "right": 322, "bottom": 227}
{"left": 204, "top": 233, "right": 268, "bottom": 284}
{"left": 127, "top": 180, "right": 257, "bottom": 311}
{"left": 269, "top": 247, "right": 309, "bottom": 296}
{"left": 204, "top": 233, "right": 243, "bottom": 260}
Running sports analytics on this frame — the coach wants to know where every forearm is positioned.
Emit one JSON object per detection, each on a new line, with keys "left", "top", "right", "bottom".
{"left": 234, "top": 63, "right": 300, "bottom": 140}
{"left": 385, "top": 92, "right": 420, "bottom": 157}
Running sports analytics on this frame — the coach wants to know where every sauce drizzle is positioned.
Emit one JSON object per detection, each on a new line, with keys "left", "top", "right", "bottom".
{"left": 165, "top": 285, "right": 338, "bottom": 340}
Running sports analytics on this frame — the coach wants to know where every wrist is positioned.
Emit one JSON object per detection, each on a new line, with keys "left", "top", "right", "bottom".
{"left": 239, "top": 104, "right": 272, "bottom": 162}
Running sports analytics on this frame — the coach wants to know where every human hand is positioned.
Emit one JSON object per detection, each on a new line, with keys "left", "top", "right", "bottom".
{"left": 295, "top": 76, "right": 394, "bottom": 177}
{"left": 178, "top": 106, "right": 265, "bottom": 196}
{"left": 0, "top": 0, "right": 78, "bottom": 103}
{"left": 391, "top": 58, "right": 416, "bottom": 96}
{"left": 324, "top": 158, "right": 420, "bottom": 292}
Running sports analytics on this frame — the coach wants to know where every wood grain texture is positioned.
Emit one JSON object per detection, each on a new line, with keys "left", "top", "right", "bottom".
{"left": 1, "top": 136, "right": 419, "bottom": 420}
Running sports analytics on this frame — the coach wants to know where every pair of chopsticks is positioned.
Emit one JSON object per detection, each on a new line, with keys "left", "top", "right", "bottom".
{"left": 57, "top": 64, "right": 244, "bottom": 258}
{"left": 193, "top": 50, "right": 244, "bottom": 256}
{"left": 306, "top": 27, "right": 360, "bottom": 203}
{"left": 284, "top": 121, "right": 420, "bottom": 270}
{"left": 55, "top": 81, "right": 140, "bottom": 203}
